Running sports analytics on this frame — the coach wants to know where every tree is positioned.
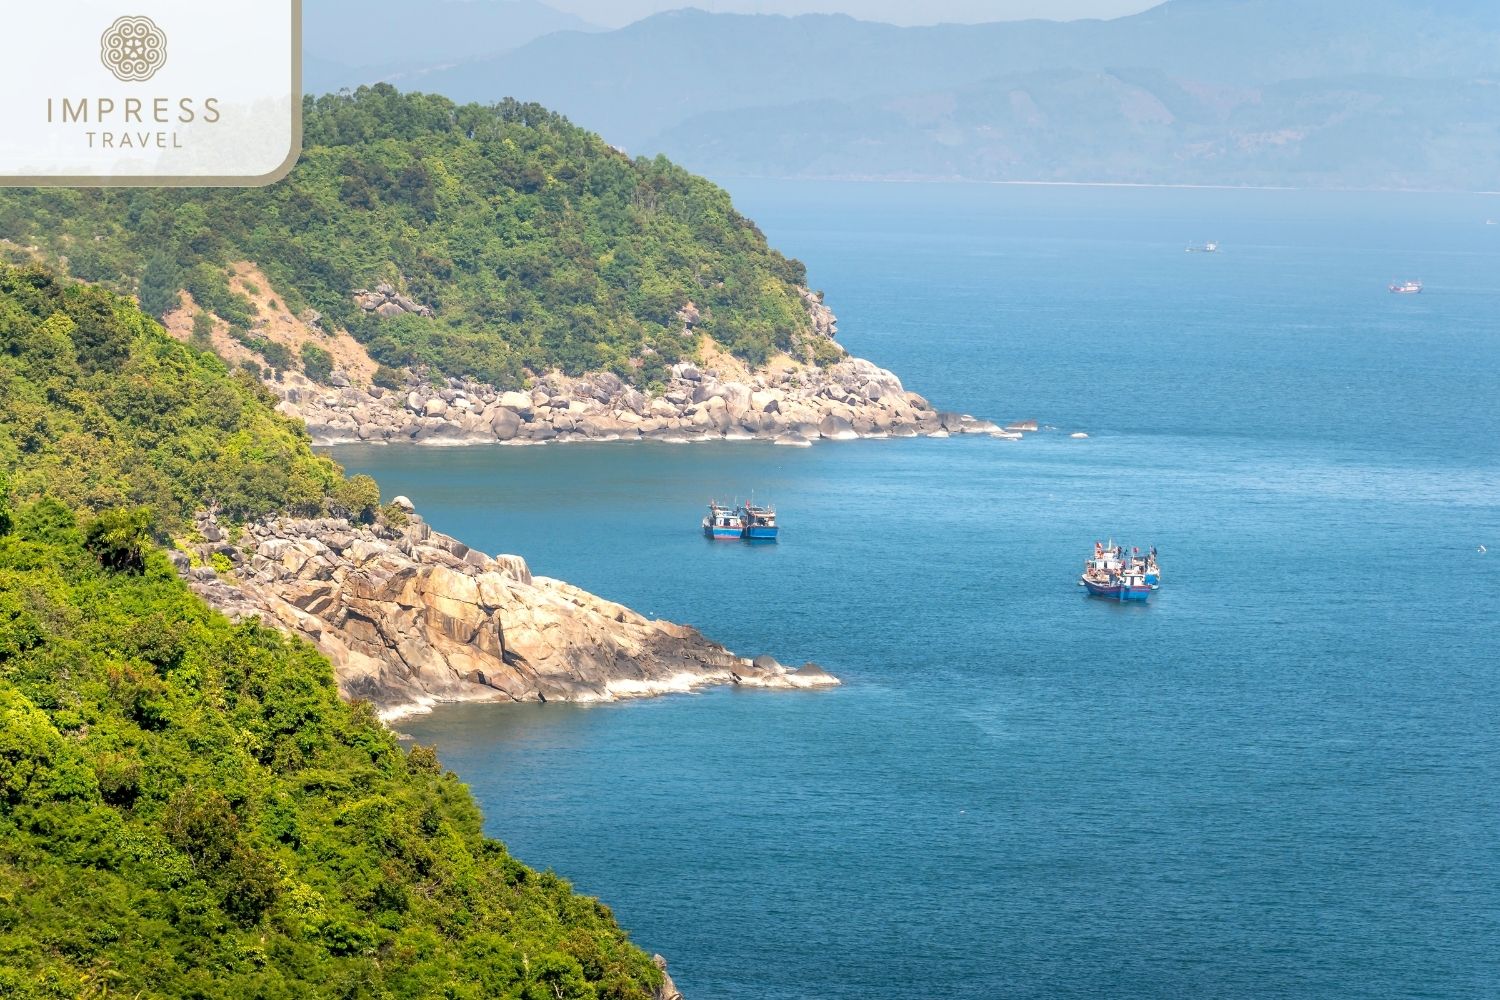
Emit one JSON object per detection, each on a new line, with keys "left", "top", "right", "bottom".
{"left": 83, "top": 507, "right": 152, "bottom": 573}
{"left": 327, "top": 474, "right": 381, "bottom": 523}
{"left": 300, "top": 342, "right": 335, "bottom": 382}
{"left": 190, "top": 310, "right": 216, "bottom": 353}
{"left": 138, "top": 253, "right": 181, "bottom": 318}
{"left": 257, "top": 339, "right": 294, "bottom": 373}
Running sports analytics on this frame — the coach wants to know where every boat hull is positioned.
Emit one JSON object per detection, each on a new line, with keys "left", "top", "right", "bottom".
{"left": 1082, "top": 578, "right": 1152, "bottom": 601}
{"left": 704, "top": 526, "right": 741, "bottom": 540}
{"left": 742, "top": 525, "right": 779, "bottom": 541}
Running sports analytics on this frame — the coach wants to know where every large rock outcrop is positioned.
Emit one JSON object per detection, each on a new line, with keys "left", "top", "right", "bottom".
{"left": 274, "top": 355, "right": 1019, "bottom": 447}
{"left": 268, "top": 286, "right": 1022, "bottom": 447}
{"left": 174, "top": 509, "right": 837, "bottom": 719}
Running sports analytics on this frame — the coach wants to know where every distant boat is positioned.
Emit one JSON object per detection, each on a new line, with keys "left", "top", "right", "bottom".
{"left": 1487, "top": 220, "right": 1497, "bottom": 226}
{"left": 702, "top": 502, "right": 743, "bottom": 540}
{"left": 1186, "top": 241, "right": 1219, "bottom": 253}
{"left": 1389, "top": 280, "right": 1423, "bottom": 295}
{"left": 1079, "top": 541, "right": 1159, "bottom": 602}
{"left": 738, "top": 501, "right": 778, "bottom": 542}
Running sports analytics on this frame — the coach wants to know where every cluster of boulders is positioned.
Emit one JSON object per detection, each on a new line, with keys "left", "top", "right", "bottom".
{"left": 275, "top": 355, "right": 1015, "bottom": 447}
{"left": 352, "top": 282, "right": 433, "bottom": 319}
{"left": 173, "top": 505, "right": 837, "bottom": 718}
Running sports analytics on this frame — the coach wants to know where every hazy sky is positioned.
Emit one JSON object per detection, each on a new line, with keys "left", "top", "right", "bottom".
{"left": 547, "top": 0, "right": 1159, "bottom": 29}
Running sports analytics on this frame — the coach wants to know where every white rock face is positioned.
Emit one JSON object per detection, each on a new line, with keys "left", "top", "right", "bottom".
{"left": 176, "top": 511, "right": 838, "bottom": 718}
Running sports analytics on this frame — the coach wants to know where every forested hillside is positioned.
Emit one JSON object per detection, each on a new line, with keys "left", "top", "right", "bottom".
{"left": 0, "top": 263, "right": 664, "bottom": 998}
{"left": 0, "top": 86, "right": 816, "bottom": 389}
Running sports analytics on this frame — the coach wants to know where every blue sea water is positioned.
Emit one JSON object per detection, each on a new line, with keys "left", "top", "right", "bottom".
{"left": 332, "top": 183, "right": 1500, "bottom": 999}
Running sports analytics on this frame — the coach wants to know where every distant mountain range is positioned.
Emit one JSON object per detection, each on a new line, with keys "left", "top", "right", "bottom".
{"left": 303, "top": 0, "right": 598, "bottom": 93}
{"left": 345, "top": 0, "right": 1500, "bottom": 190}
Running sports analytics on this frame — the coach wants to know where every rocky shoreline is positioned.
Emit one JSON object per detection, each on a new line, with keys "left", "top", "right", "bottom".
{"left": 161, "top": 268, "right": 1020, "bottom": 450}
{"left": 172, "top": 502, "right": 837, "bottom": 720}
{"left": 276, "top": 355, "right": 1019, "bottom": 448}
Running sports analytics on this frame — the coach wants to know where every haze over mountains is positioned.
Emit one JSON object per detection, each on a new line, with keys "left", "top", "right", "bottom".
{"left": 303, "top": 0, "right": 598, "bottom": 94}
{"left": 308, "top": 0, "right": 1500, "bottom": 190}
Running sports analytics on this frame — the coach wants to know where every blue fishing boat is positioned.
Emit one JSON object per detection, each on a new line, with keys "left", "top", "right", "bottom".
{"left": 1082, "top": 574, "right": 1154, "bottom": 602}
{"left": 702, "top": 502, "right": 743, "bottom": 541}
{"left": 738, "top": 501, "right": 778, "bottom": 542}
{"left": 1079, "top": 541, "right": 1160, "bottom": 601}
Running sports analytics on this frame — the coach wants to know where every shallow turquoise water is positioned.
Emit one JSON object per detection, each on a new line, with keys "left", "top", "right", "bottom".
{"left": 333, "top": 183, "right": 1500, "bottom": 999}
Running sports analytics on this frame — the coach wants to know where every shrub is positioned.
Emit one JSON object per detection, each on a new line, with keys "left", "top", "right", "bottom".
{"left": 138, "top": 253, "right": 181, "bottom": 318}
{"left": 190, "top": 310, "right": 216, "bottom": 352}
{"left": 327, "top": 474, "right": 381, "bottom": 523}
{"left": 372, "top": 364, "right": 404, "bottom": 390}
{"left": 257, "top": 339, "right": 294, "bottom": 372}
{"left": 810, "top": 336, "right": 845, "bottom": 368}
{"left": 301, "top": 342, "right": 335, "bottom": 382}
{"left": 83, "top": 507, "right": 152, "bottom": 574}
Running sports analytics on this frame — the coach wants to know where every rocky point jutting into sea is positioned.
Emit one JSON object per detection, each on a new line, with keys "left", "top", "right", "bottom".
{"left": 156, "top": 267, "right": 1005, "bottom": 718}
{"left": 218, "top": 283, "right": 1018, "bottom": 447}
{"left": 172, "top": 502, "right": 837, "bottom": 719}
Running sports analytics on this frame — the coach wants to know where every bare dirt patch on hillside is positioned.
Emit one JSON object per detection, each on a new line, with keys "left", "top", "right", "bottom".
{"left": 163, "top": 262, "right": 379, "bottom": 386}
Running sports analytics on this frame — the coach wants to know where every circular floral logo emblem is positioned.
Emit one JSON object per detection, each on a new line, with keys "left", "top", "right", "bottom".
{"left": 100, "top": 15, "right": 167, "bottom": 82}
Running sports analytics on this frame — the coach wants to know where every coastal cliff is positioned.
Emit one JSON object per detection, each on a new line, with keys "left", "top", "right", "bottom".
{"left": 263, "top": 289, "right": 1011, "bottom": 447}
{"left": 173, "top": 503, "right": 838, "bottom": 718}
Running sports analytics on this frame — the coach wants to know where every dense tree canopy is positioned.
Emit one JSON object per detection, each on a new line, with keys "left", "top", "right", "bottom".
{"left": 0, "top": 266, "right": 664, "bottom": 998}
{"left": 0, "top": 263, "right": 343, "bottom": 530}
{"left": 0, "top": 507, "right": 662, "bottom": 999}
{"left": 0, "top": 86, "right": 816, "bottom": 387}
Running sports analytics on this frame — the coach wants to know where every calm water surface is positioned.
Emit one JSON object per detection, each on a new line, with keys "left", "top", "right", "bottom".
{"left": 334, "top": 183, "right": 1500, "bottom": 999}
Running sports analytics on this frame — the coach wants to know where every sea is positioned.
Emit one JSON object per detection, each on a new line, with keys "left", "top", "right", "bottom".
{"left": 331, "top": 182, "right": 1500, "bottom": 1000}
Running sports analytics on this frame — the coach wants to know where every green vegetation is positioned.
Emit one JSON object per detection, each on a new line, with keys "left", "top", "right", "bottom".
{"left": 300, "top": 342, "right": 335, "bottom": 383}
{"left": 0, "top": 85, "right": 818, "bottom": 387}
{"left": 188, "top": 311, "right": 216, "bottom": 353}
{"left": 373, "top": 363, "right": 406, "bottom": 391}
{"left": 0, "top": 264, "right": 664, "bottom": 998}
{"left": 0, "top": 263, "right": 342, "bottom": 530}
{"left": 0, "top": 506, "right": 662, "bottom": 999}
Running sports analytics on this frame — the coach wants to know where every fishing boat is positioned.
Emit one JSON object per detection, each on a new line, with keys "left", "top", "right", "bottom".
{"left": 738, "top": 501, "right": 778, "bottom": 542}
{"left": 702, "top": 502, "right": 744, "bottom": 540}
{"left": 1142, "top": 547, "right": 1161, "bottom": 586}
{"left": 1389, "top": 279, "right": 1423, "bottom": 294}
{"left": 1186, "top": 241, "right": 1219, "bottom": 253}
{"left": 1079, "top": 541, "right": 1159, "bottom": 602}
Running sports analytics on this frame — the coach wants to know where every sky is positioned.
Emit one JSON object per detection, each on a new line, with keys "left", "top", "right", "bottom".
{"left": 544, "top": 0, "right": 1160, "bottom": 29}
